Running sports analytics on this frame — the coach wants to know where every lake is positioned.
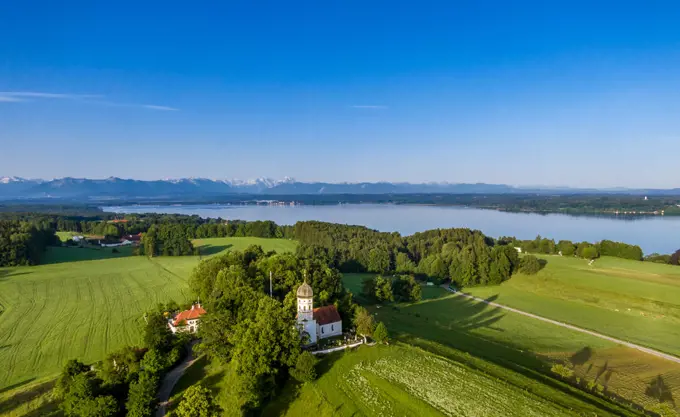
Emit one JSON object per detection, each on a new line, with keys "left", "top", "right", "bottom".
{"left": 103, "top": 204, "right": 680, "bottom": 255}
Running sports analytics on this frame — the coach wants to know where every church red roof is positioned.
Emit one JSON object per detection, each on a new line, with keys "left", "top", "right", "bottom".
{"left": 172, "top": 304, "right": 206, "bottom": 326}
{"left": 313, "top": 305, "right": 341, "bottom": 325}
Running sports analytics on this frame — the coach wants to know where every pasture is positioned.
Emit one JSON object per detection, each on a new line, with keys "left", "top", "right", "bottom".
{"left": 261, "top": 345, "right": 637, "bottom": 416}
{"left": 0, "top": 237, "right": 296, "bottom": 391}
{"left": 464, "top": 255, "right": 680, "bottom": 356}
{"left": 342, "top": 271, "right": 680, "bottom": 412}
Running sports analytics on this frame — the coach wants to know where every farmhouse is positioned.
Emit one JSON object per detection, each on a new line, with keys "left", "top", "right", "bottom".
{"left": 296, "top": 280, "right": 342, "bottom": 345}
{"left": 168, "top": 303, "right": 206, "bottom": 334}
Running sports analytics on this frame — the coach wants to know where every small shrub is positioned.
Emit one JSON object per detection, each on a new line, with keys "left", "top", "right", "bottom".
{"left": 373, "top": 322, "right": 389, "bottom": 344}
{"left": 520, "top": 255, "right": 543, "bottom": 275}
{"left": 290, "top": 351, "right": 317, "bottom": 382}
{"left": 551, "top": 363, "right": 574, "bottom": 380}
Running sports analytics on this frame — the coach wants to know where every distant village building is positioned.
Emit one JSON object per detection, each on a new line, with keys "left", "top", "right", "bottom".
{"left": 168, "top": 303, "right": 206, "bottom": 334}
{"left": 514, "top": 247, "right": 522, "bottom": 253}
{"left": 71, "top": 235, "right": 85, "bottom": 242}
{"left": 296, "top": 280, "right": 342, "bottom": 345}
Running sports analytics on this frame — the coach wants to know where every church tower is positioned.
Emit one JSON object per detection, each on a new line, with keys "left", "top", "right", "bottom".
{"left": 296, "top": 275, "right": 317, "bottom": 344}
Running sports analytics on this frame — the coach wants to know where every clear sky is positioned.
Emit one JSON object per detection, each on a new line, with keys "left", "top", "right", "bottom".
{"left": 1, "top": 1, "right": 680, "bottom": 187}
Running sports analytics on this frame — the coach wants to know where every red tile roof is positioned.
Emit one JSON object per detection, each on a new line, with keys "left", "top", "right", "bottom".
{"left": 172, "top": 304, "right": 207, "bottom": 326}
{"left": 313, "top": 305, "right": 341, "bottom": 325}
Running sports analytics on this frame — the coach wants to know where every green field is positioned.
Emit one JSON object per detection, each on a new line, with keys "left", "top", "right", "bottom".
{"left": 342, "top": 271, "right": 680, "bottom": 412}
{"left": 261, "top": 344, "right": 636, "bottom": 417}
{"left": 463, "top": 255, "right": 680, "bottom": 356}
{"left": 0, "top": 237, "right": 297, "bottom": 391}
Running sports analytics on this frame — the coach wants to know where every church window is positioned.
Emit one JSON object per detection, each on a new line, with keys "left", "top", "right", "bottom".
{"left": 321, "top": 327, "right": 324, "bottom": 334}
{"left": 331, "top": 324, "right": 334, "bottom": 331}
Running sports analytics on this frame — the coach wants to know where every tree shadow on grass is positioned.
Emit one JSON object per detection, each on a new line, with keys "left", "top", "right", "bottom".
{"left": 381, "top": 295, "right": 638, "bottom": 417}
{"left": 0, "top": 379, "right": 55, "bottom": 415}
{"left": 0, "top": 377, "right": 34, "bottom": 395}
{"left": 0, "top": 269, "right": 32, "bottom": 281}
{"left": 570, "top": 346, "right": 593, "bottom": 367}
{"left": 21, "top": 398, "right": 62, "bottom": 417}
{"left": 197, "top": 244, "right": 233, "bottom": 257}
{"left": 645, "top": 375, "right": 675, "bottom": 406}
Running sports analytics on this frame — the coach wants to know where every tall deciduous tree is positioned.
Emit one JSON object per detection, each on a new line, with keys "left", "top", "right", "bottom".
{"left": 175, "top": 384, "right": 222, "bottom": 417}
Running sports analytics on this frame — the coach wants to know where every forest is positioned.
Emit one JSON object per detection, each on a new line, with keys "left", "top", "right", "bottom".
{"left": 0, "top": 220, "right": 57, "bottom": 266}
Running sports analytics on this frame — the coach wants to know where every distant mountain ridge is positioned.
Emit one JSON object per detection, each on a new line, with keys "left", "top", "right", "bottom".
{"left": 1, "top": 176, "right": 679, "bottom": 200}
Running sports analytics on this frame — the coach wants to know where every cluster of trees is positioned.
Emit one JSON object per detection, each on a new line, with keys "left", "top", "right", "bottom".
{"left": 512, "top": 236, "right": 643, "bottom": 261}
{"left": 645, "top": 249, "right": 680, "bottom": 265}
{"left": 189, "top": 245, "right": 353, "bottom": 412}
{"left": 361, "top": 275, "right": 422, "bottom": 303}
{"left": 0, "top": 220, "right": 57, "bottom": 266}
{"left": 294, "top": 222, "right": 521, "bottom": 287}
{"left": 55, "top": 302, "right": 190, "bottom": 417}
{"left": 141, "top": 224, "right": 196, "bottom": 257}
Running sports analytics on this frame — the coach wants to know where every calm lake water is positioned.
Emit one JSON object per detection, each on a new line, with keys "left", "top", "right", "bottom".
{"left": 104, "top": 204, "right": 680, "bottom": 255}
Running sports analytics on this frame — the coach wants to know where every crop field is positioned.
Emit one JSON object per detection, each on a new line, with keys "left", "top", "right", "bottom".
{"left": 262, "top": 345, "right": 637, "bottom": 417}
{"left": 0, "top": 237, "right": 296, "bottom": 392}
{"left": 342, "top": 272, "right": 680, "bottom": 412}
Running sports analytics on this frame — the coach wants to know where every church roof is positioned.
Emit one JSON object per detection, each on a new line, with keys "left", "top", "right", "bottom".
{"left": 296, "top": 281, "right": 313, "bottom": 298}
{"left": 313, "top": 305, "right": 341, "bottom": 325}
{"left": 172, "top": 304, "right": 206, "bottom": 326}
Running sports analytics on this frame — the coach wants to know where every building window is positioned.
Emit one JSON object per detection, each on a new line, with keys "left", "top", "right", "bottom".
{"left": 321, "top": 327, "right": 324, "bottom": 334}
{"left": 331, "top": 324, "right": 334, "bottom": 331}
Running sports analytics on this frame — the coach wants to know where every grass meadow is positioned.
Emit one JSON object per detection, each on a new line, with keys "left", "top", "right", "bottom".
{"left": 0, "top": 237, "right": 297, "bottom": 394}
{"left": 341, "top": 257, "right": 680, "bottom": 412}
{"left": 260, "top": 345, "right": 638, "bottom": 417}
{"left": 464, "top": 255, "right": 680, "bottom": 356}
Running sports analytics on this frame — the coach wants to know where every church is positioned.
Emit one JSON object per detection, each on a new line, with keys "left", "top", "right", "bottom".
{"left": 296, "top": 280, "right": 342, "bottom": 345}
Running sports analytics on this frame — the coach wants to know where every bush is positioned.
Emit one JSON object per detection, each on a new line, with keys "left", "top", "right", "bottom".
{"left": 586, "top": 379, "right": 604, "bottom": 394}
{"left": 520, "top": 255, "right": 542, "bottom": 275}
{"left": 551, "top": 363, "right": 574, "bottom": 380}
{"left": 373, "top": 322, "right": 389, "bottom": 344}
{"left": 175, "top": 384, "right": 221, "bottom": 417}
{"left": 290, "top": 351, "right": 317, "bottom": 382}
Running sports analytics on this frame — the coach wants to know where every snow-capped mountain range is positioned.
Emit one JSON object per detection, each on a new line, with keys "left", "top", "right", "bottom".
{"left": 1, "top": 176, "right": 679, "bottom": 200}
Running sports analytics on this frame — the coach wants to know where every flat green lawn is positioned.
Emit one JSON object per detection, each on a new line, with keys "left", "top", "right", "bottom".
{"left": 342, "top": 272, "right": 680, "bottom": 411}
{"left": 0, "top": 237, "right": 296, "bottom": 391}
{"left": 262, "top": 344, "right": 637, "bottom": 417}
{"left": 193, "top": 236, "right": 298, "bottom": 257}
{"left": 41, "top": 245, "right": 135, "bottom": 264}
{"left": 39, "top": 236, "right": 297, "bottom": 265}
{"left": 464, "top": 255, "right": 680, "bottom": 356}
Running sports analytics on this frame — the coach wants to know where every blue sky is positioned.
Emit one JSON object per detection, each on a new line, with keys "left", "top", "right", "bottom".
{"left": 2, "top": 1, "right": 680, "bottom": 187}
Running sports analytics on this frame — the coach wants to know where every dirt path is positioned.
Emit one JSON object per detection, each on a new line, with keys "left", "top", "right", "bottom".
{"left": 156, "top": 341, "right": 199, "bottom": 417}
{"left": 443, "top": 287, "right": 680, "bottom": 365}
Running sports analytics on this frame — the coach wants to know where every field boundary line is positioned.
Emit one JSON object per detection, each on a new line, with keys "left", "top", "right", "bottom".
{"left": 444, "top": 287, "right": 680, "bottom": 365}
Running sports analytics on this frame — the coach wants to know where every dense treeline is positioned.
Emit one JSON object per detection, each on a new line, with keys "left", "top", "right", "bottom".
{"left": 189, "top": 246, "right": 353, "bottom": 412}
{"left": 294, "top": 221, "right": 520, "bottom": 287}
{"left": 0, "top": 210, "right": 293, "bottom": 240}
{"left": 0, "top": 220, "right": 57, "bottom": 266}
{"left": 512, "top": 236, "right": 644, "bottom": 261}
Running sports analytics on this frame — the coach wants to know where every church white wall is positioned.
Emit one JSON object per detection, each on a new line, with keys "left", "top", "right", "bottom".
{"left": 317, "top": 321, "right": 342, "bottom": 339}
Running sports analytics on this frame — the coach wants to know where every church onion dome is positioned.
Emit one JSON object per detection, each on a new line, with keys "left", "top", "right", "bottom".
{"left": 296, "top": 281, "right": 313, "bottom": 298}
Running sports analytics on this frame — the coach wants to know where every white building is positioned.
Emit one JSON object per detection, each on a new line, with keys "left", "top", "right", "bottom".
{"left": 296, "top": 280, "right": 342, "bottom": 345}
{"left": 168, "top": 303, "right": 206, "bottom": 334}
